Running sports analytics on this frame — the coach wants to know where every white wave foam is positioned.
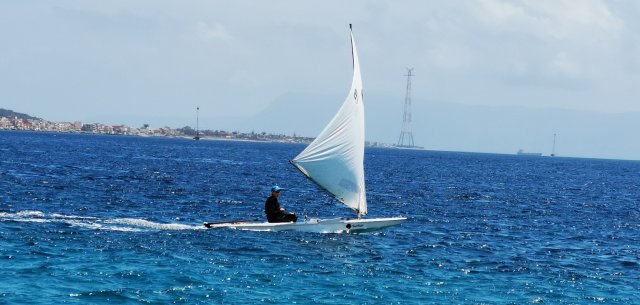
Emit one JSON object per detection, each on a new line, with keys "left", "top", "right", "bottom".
{"left": 1, "top": 210, "right": 203, "bottom": 232}
{"left": 102, "top": 226, "right": 145, "bottom": 232}
{"left": 0, "top": 210, "right": 45, "bottom": 219}
{"left": 65, "top": 220, "right": 103, "bottom": 230}
{"left": 51, "top": 213, "right": 97, "bottom": 220}
{"left": 8, "top": 218, "right": 49, "bottom": 223}
{"left": 106, "top": 218, "right": 204, "bottom": 230}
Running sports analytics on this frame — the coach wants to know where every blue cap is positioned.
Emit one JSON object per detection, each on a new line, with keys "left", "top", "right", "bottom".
{"left": 271, "top": 185, "right": 283, "bottom": 192}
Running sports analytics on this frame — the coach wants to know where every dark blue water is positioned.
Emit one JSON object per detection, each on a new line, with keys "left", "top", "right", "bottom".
{"left": 1, "top": 131, "right": 639, "bottom": 304}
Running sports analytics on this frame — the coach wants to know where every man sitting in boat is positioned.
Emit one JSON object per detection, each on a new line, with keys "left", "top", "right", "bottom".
{"left": 264, "top": 186, "right": 298, "bottom": 223}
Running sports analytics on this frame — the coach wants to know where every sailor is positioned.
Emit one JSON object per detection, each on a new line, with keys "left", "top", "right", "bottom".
{"left": 264, "top": 185, "right": 298, "bottom": 223}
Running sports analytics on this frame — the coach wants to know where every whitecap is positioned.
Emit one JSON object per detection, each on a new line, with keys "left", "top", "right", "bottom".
{"left": 15, "top": 210, "right": 46, "bottom": 217}
{"left": 1, "top": 210, "right": 204, "bottom": 232}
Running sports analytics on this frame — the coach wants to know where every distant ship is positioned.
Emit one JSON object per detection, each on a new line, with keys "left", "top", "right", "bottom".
{"left": 517, "top": 149, "right": 542, "bottom": 156}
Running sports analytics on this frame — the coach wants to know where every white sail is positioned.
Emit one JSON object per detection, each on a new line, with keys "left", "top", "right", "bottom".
{"left": 291, "top": 26, "right": 367, "bottom": 215}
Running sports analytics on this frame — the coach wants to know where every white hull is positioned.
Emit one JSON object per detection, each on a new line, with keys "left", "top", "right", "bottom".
{"left": 204, "top": 217, "right": 407, "bottom": 234}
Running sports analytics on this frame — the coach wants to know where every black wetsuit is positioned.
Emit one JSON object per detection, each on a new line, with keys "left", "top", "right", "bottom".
{"left": 265, "top": 195, "right": 298, "bottom": 223}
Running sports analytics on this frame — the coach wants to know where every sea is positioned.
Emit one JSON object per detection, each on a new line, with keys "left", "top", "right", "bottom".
{"left": 1, "top": 130, "right": 638, "bottom": 304}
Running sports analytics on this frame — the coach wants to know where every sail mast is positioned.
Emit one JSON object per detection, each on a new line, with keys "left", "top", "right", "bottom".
{"left": 350, "top": 24, "right": 355, "bottom": 69}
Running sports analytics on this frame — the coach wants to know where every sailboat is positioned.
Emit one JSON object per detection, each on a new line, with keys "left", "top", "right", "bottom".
{"left": 204, "top": 25, "right": 406, "bottom": 233}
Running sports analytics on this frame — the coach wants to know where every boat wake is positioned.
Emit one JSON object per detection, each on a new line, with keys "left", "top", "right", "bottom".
{"left": 0, "top": 210, "right": 204, "bottom": 232}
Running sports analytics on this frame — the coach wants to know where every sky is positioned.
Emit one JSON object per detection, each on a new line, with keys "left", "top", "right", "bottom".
{"left": 1, "top": 1, "right": 639, "bottom": 160}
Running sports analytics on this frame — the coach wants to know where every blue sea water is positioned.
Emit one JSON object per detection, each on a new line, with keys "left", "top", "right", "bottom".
{"left": 1, "top": 130, "right": 639, "bottom": 304}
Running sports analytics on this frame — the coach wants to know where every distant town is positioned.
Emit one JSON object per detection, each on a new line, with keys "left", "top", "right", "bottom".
{"left": 0, "top": 108, "right": 393, "bottom": 147}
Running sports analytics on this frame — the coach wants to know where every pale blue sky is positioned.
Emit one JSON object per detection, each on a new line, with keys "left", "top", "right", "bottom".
{"left": 1, "top": 1, "right": 639, "bottom": 159}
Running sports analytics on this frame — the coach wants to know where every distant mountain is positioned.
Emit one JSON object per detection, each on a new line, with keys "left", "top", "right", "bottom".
{"left": 0, "top": 108, "right": 41, "bottom": 120}
{"left": 245, "top": 92, "right": 343, "bottom": 137}
{"left": 235, "top": 91, "right": 640, "bottom": 160}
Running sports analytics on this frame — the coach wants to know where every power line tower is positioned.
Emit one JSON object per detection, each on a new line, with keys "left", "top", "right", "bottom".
{"left": 396, "top": 68, "right": 415, "bottom": 147}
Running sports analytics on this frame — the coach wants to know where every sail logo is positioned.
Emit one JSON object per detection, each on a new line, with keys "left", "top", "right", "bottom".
{"left": 353, "top": 89, "right": 359, "bottom": 104}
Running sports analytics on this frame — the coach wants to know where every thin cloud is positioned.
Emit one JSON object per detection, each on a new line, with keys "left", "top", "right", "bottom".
{"left": 474, "top": 0, "right": 623, "bottom": 44}
{"left": 425, "top": 43, "right": 475, "bottom": 70}
{"left": 194, "top": 21, "right": 232, "bottom": 42}
{"left": 549, "top": 52, "right": 581, "bottom": 78}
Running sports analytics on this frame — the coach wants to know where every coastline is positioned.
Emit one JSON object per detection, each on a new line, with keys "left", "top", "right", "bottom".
{"left": 0, "top": 129, "right": 313, "bottom": 145}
